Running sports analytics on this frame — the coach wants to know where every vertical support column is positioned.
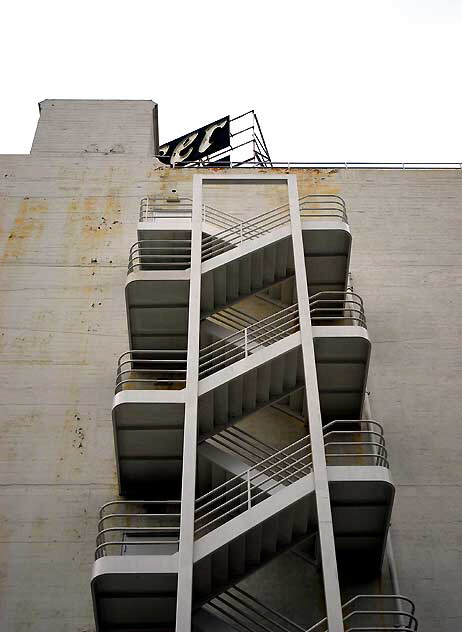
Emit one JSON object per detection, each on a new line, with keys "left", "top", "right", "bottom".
{"left": 176, "top": 175, "right": 203, "bottom": 631}
{"left": 288, "top": 176, "right": 344, "bottom": 632}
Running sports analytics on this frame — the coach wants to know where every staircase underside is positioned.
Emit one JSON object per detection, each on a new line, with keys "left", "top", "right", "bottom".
{"left": 91, "top": 466, "right": 392, "bottom": 631}
{"left": 91, "top": 556, "right": 178, "bottom": 632}
{"left": 112, "top": 327, "right": 370, "bottom": 494}
{"left": 125, "top": 222, "right": 351, "bottom": 350}
{"left": 191, "top": 466, "right": 393, "bottom": 605}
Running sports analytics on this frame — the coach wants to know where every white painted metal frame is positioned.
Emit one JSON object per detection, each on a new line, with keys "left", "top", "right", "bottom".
{"left": 288, "top": 175, "right": 344, "bottom": 632}
{"left": 176, "top": 175, "right": 203, "bottom": 629}
{"left": 174, "top": 174, "right": 344, "bottom": 632}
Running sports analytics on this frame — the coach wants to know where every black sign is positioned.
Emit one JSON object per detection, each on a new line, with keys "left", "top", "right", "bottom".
{"left": 158, "top": 116, "right": 230, "bottom": 166}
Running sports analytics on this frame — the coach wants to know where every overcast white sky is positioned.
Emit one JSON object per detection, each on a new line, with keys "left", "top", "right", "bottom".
{"left": 1, "top": 0, "right": 461, "bottom": 161}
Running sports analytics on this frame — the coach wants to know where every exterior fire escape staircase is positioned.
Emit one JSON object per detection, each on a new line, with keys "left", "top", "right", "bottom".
{"left": 90, "top": 194, "right": 418, "bottom": 632}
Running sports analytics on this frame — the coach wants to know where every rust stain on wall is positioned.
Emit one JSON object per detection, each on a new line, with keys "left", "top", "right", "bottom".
{"left": 64, "top": 194, "right": 123, "bottom": 265}
{"left": 1, "top": 197, "right": 48, "bottom": 261}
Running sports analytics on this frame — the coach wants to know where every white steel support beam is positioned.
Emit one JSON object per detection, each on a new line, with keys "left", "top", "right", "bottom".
{"left": 176, "top": 175, "right": 203, "bottom": 631}
{"left": 288, "top": 176, "right": 344, "bottom": 631}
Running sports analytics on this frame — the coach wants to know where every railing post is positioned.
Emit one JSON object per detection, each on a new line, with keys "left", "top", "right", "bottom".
{"left": 247, "top": 470, "right": 251, "bottom": 509}
{"left": 244, "top": 328, "right": 248, "bottom": 357}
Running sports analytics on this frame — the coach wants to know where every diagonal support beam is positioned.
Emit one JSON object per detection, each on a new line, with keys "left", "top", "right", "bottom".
{"left": 288, "top": 175, "right": 344, "bottom": 632}
{"left": 176, "top": 175, "right": 203, "bottom": 630}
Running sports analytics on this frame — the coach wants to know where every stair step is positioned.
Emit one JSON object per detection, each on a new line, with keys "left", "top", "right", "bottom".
{"left": 293, "top": 498, "right": 311, "bottom": 536}
{"left": 228, "top": 534, "right": 246, "bottom": 579}
{"left": 242, "top": 368, "right": 257, "bottom": 411}
{"left": 194, "top": 556, "right": 212, "bottom": 597}
{"left": 197, "top": 455, "right": 212, "bottom": 496}
{"left": 250, "top": 250, "right": 264, "bottom": 291}
{"left": 261, "top": 515, "right": 279, "bottom": 556}
{"left": 201, "top": 272, "right": 215, "bottom": 314}
{"left": 228, "top": 376, "right": 243, "bottom": 420}
{"left": 276, "top": 239, "right": 289, "bottom": 279}
{"left": 283, "top": 349, "right": 299, "bottom": 390}
{"left": 270, "top": 357, "right": 285, "bottom": 396}
{"left": 245, "top": 524, "right": 262, "bottom": 566}
{"left": 214, "top": 384, "right": 229, "bottom": 427}
{"left": 238, "top": 256, "right": 251, "bottom": 296}
{"left": 213, "top": 267, "right": 227, "bottom": 309}
{"left": 212, "top": 545, "right": 229, "bottom": 587}
{"left": 277, "top": 506, "right": 295, "bottom": 547}
{"left": 198, "top": 391, "right": 214, "bottom": 435}
{"left": 263, "top": 244, "right": 277, "bottom": 285}
{"left": 256, "top": 364, "right": 271, "bottom": 404}
{"left": 226, "top": 260, "right": 240, "bottom": 302}
{"left": 281, "top": 278, "right": 295, "bottom": 305}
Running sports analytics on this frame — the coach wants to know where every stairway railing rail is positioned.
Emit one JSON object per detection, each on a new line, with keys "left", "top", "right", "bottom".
{"left": 128, "top": 238, "right": 192, "bottom": 272}
{"left": 195, "top": 420, "right": 389, "bottom": 536}
{"left": 138, "top": 194, "right": 348, "bottom": 265}
{"left": 95, "top": 500, "right": 181, "bottom": 559}
{"left": 115, "top": 349, "right": 187, "bottom": 392}
{"left": 305, "top": 594, "right": 417, "bottom": 632}
{"left": 199, "top": 293, "right": 366, "bottom": 380}
{"left": 114, "top": 291, "right": 366, "bottom": 392}
{"left": 310, "top": 291, "right": 366, "bottom": 328}
{"left": 199, "top": 303, "right": 299, "bottom": 378}
{"left": 140, "top": 196, "right": 241, "bottom": 230}
{"left": 204, "top": 588, "right": 417, "bottom": 632}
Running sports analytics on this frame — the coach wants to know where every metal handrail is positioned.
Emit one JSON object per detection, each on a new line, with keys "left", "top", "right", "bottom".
{"left": 198, "top": 293, "right": 365, "bottom": 380}
{"left": 310, "top": 291, "right": 367, "bottom": 328}
{"left": 199, "top": 304, "right": 299, "bottom": 379}
{"left": 139, "top": 196, "right": 242, "bottom": 230}
{"left": 206, "top": 426, "right": 305, "bottom": 482}
{"left": 128, "top": 238, "right": 192, "bottom": 272}
{"left": 95, "top": 500, "right": 181, "bottom": 559}
{"left": 113, "top": 291, "right": 366, "bottom": 393}
{"left": 205, "top": 588, "right": 417, "bottom": 632}
{"left": 115, "top": 350, "right": 187, "bottom": 392}
{"left": 154, "top": 158, "right": 462, "bottom": 170}
{"left": 304, "top": 595, "right": 417, "bottom": 632}
{"left": 195, "top": 420, "right": 389, "bottom": 536}
{"left": 137, "top": 194, "right": 348, "bottom": 267}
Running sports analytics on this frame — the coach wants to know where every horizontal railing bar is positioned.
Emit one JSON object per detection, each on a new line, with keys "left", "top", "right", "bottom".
{"left": 196, "top": 434, "right": 310, "bottom": 505}
{"left": 199, "top": 304, "right": 298, "bottom": 355}
{"left": 195, "top": 447, "right": 313, "bottom": 524}
{"left": 211, "top": 435, "right": 304, "bottom": 482}
{"left": 198, "top": 321, "right": 300, "bottom": 376}
{"left": 99, "top": 499, "right": 181, "bottom": 513}
{"left": 97, "top": 513, "right": 181, "bottom": 530}
{"left": 95, "top": 539, "right": 180, "bottom": 558}
{"left": 195, "top": 461, "right": 314, "bottom": 534}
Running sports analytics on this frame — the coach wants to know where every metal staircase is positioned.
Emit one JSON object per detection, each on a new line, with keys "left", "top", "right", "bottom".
{"left": 195, "top": 587, "right": 418, "bottom": 632}
{"left": 125, "top": 194, "right": 351, "bottom": 350}
{"left": 111, "top": 296, "right": 370, "bottom": 492}
{"left": 91, "top": 187, "right": 418, "bottom": 632}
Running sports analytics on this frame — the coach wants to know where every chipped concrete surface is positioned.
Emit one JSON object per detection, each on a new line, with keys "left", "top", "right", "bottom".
{"left": 0, "top": 154, "right": 461, "bottom": 631}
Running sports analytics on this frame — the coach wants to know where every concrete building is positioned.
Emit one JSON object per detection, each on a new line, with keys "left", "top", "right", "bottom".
{"left": 0, "top": 99, "right": 461, "bottom": 632}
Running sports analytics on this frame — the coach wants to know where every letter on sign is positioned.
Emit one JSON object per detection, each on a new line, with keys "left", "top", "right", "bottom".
{"left": 158, "top": 116, "right": 230, "bottom": 166}
{"left": 170, "top": 132, "right": 199, "bottom": 166}
{"left": 198, "top": 118, "right": 228, "bottom": 154}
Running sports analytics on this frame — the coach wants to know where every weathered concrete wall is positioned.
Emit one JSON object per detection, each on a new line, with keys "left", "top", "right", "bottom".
{"left": 0, "top": 152, "right": 460, "bottom": 631}
{"left": 31, "top": 100, "right": 158, "bottom": 156}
